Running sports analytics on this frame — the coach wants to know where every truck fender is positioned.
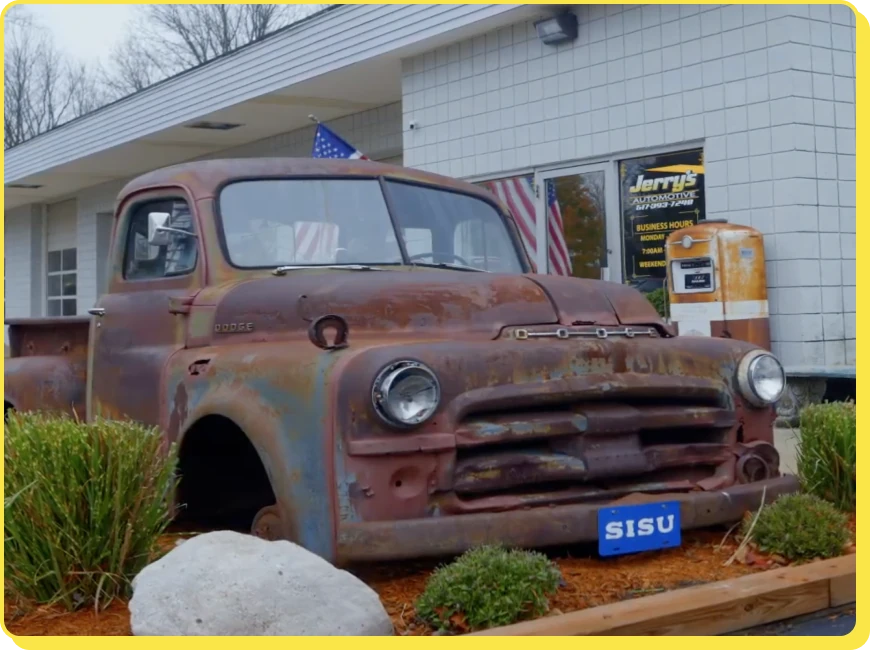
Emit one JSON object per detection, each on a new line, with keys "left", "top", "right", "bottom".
{"left": 4, "top": 356, "right": 87, "bottom": 418}
{"left": 167, "top": 376, "right": 337, "bottom": 561}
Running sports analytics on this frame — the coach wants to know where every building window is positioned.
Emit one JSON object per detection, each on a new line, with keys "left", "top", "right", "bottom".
{"left": 47, "top": 248, "right": 77, "bottom": 316}
{"left": 618, "top": 148, "right": 705, "bottom": 289}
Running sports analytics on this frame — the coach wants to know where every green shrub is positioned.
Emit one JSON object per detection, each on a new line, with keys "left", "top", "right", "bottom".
{"left": 746, "top": 493, "right": 849, "bottom": 562}
{"left": 415, "top": 545, "right": 561, "bottom": 633}
{"left": 645, "top": 287, "right": 669, "bottom": 319}
{"left": 798, "top": 401, "right": 856, "bottom": 511}
{"left": 4, "top": 412, "right": 179, "bottom": 610}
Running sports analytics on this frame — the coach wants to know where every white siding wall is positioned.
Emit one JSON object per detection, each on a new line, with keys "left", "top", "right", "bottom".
{"left": 4, "top": 204, "right": 42, "bottom": 344}
{"left": 76, "top": 180, "right": 125, "bottom": 312}
{"left": 5, "top": 206, "right": 35, "bottom": 320}
{"left": 401, "top": 3, "right": 856, "bottom": 370}
{"left": 45, "top": 199, "right": 77, "bottom": 251}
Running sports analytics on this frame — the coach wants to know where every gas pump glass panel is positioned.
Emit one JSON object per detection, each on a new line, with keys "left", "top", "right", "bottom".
{"left": 544, "top": 172, "right": 607, "bottom": 279}
{"left": 671, "top": 257, "right": 716, "bottom": 294}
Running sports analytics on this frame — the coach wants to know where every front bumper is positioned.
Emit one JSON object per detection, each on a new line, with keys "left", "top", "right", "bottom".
{"left": 336, "top": 474, "right": 799, "bottom": 563}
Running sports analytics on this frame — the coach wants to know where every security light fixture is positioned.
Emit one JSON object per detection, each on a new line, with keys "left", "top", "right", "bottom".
{"left": 6, "top": 183, "right": 43, "bottom": 189}
{"left": 185, "top": 121, "right": 243, "bottom": 131}
{"left": 535, "top": 12, "right": 578, "bottom": 46}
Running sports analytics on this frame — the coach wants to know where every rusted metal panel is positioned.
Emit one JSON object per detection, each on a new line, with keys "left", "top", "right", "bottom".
{"left": 6, "top": 318, "right": 90, "bottom": 359}
{"left": 3, "top": 157, "right": 795, "bottom": 566}
{"left": 527, "top": 274, "right": 671, "bottom": 333}
{"left": 207, "top": 272, "right": 561, "bottom": 342}
{"left": 336, "top": 476, "right": 800, "bottom": 562}
{"left": 163, "top": 341, "right": 346, "bottom": 560}
{"left": 4, "top": 319, "right": 89, "bottom": 417}
{"left": 4, "top": 356, "right": 86, "bottom": 418}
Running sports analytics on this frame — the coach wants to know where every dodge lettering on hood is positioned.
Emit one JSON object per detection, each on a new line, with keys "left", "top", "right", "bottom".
{"left": 4, "top": 158, "right": 797, "bottom": 564}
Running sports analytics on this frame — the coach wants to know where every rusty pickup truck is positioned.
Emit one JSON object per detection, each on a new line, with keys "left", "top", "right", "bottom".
{"left": 4, "top": 158, "right": 797, "bottom": 564}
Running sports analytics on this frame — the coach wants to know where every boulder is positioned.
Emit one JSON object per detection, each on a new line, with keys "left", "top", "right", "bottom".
{"left": 129, "top": 530, "right": 394, "bottom": 636}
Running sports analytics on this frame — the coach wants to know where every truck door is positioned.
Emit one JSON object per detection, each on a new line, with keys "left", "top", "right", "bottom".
{"left": 87, "top": 192, "right": 204, "bottom": 427}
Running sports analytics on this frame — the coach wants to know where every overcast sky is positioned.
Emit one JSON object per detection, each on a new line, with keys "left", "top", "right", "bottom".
{"left": 28, "top": 4, "right": 135, "bottom": 63}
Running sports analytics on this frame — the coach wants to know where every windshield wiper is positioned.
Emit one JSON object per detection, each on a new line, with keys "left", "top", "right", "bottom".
{"left": 410, "top": 262, "right": 487, "bottom": 273}
{"left": 273, "top": 264, "right": 386, "bottom": 276}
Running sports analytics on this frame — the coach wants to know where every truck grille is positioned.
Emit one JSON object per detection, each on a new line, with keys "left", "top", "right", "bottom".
{"left": 450, "top": 373, "right": 736, "bottom": 501}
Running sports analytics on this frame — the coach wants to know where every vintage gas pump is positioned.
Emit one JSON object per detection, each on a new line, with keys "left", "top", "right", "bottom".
{"left": 665, "top": 219, "right": 771, "bottom": 350}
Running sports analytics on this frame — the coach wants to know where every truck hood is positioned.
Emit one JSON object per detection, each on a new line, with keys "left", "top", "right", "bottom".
{"left": 206, "top": 270, "right": 668, "bottom": 341}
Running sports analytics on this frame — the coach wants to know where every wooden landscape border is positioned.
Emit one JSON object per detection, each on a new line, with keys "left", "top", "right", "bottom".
{"left": 469, "top": 554, "right": 856, "bottom": 636}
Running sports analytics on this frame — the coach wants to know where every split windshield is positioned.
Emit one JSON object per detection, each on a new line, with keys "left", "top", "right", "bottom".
{"left": 217, "top": 179, "right": 524, "bottom": 273}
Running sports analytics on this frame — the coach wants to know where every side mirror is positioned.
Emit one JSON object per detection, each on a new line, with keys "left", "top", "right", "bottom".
{"left": 148, "top": 212, "right": 171, "bottom": 247}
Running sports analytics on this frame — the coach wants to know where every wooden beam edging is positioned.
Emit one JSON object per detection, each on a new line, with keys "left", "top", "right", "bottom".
{"left": 469, "top": 554, "right": 856, "bottom": 636}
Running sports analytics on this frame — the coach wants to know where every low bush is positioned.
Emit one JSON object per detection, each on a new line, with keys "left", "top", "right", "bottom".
{"left": 415, "top": 545, "right": 561, "bottom": 633}
{"left": 645, "top": 287, "right": 669, "bottom": 319}
{"left": 745, "top": 493, "right": 849, "bottom": 562}
{"left": 4, "top": 412, "right": 178, "bottom": 610}
{"left": 797, "top": 401, "right": 856, "bottom": 511}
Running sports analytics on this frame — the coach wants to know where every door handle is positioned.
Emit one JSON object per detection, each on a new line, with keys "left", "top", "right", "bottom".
{"left": 88, "top": 307, "right": 106, "bottom": 317}
{"left": 168, "top": 295, "right": 195, "bottom": 315}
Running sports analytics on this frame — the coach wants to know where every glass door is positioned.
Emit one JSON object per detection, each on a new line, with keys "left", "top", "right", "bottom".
{"left": 535, "top": 163, "right": 619, "bottom": 282}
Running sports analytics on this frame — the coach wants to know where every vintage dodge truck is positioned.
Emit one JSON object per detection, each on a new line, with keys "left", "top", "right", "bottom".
{"left": 5, "top": 158, "right": 798, "bottom": 564}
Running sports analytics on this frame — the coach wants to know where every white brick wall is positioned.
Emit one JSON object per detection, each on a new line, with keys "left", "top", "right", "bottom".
{"left": 401, "top": 3, "right": 856, "bottom": 369}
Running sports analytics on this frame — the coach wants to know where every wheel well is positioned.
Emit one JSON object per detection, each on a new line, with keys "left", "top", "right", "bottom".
{"left": 175, "top": 415, "right": 276, "bottom": 531}
{"left": 4, "top": 401, "right": 13, "bottom": 421}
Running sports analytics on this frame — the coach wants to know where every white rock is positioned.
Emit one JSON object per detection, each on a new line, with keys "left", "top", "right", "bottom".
{"left": 129, "top": 530, "right": 394, "bottom": 636}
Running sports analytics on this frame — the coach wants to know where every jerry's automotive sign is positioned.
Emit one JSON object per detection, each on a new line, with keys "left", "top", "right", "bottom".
{"left": 619, "top": 149, "right": 705, "bottom": 283}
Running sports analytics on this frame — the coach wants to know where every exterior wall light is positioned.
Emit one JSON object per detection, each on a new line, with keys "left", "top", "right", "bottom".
{"left": 534, "top": 12, "right": 578, "bottom": 46}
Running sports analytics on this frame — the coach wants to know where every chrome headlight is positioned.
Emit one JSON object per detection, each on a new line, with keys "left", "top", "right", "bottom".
{"left": 372, "top": 360, "right": 441, "bottom": 427}
{"left": 737, "top": 350, "right": 786, "bottom": 407}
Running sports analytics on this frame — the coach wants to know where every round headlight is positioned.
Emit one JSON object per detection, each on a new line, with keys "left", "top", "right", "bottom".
{"left": 372, "top": 360, "right": 441, "bottom": 427}
{"left": 737, "top": 350, "right": 786, "bottom": 407}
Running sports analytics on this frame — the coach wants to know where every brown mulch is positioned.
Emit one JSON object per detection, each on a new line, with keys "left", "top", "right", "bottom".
{"left": 5, "top": 516, "right": 857, "bottom": 637}
{"left": 358, "top": 528, "right": 762, "bottom": 636}
{"left": 5, "top": 599, "right": 131, "bottom": 636}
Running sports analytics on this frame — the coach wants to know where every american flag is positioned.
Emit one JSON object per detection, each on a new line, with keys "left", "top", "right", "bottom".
{"left": 294, "top": 221, "right": 340, "bottom": 264}
{"left": 302, "top": 123, "right": 368, "bottom": 262}
{"left": 311, "top": 123, "right": 368, "bottom": 160}
{"left": 481, "top": 176, "right": 572, "bottom": 276}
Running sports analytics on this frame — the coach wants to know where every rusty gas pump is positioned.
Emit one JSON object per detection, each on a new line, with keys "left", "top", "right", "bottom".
{"left": 665, "top": 219, "right": 771, "bottom": 350}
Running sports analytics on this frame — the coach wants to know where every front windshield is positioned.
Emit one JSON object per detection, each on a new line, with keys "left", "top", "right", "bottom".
{"left": 217, "top": 178, "right": 524, "bottom": 273}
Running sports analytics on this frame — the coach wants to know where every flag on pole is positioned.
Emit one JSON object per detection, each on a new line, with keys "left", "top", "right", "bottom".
{"left": 481, "top": 176, "right": 572, "bottom": 276}
{"left": 302, "top": 122, "right": 367, "bottom": 263}
{"left": 311, "top": 123, "right": 368, "bottom": 160}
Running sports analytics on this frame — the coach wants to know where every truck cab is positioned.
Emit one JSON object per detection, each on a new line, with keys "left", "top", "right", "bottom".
{"left": 4, "top": 158, "right": 798, "bottom": 564}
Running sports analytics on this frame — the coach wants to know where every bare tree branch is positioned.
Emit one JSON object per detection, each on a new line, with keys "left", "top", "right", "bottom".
{"left": 101, "top": 4, "right": 327, "bottom": 100}
{"left": 4, "top": 6, "right": 101, "bottom": 148}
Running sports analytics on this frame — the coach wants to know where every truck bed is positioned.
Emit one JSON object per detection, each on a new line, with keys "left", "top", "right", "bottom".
{"left": 4, "top": 316, "right": 91, "bottom": 418}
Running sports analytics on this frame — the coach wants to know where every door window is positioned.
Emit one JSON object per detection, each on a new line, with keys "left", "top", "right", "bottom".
{"left": 545, "top": 171, "right": 608, "bottom": 279}
{"left": 123, "top": 199, "right": 198, "bottom": 281}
